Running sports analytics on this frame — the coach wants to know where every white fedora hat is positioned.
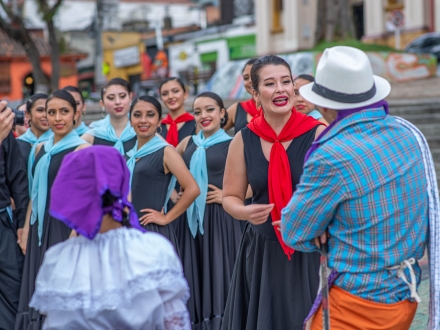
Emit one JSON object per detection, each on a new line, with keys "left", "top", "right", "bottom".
{"left": 299, "top": 46, "right": 391, "bottom": 110}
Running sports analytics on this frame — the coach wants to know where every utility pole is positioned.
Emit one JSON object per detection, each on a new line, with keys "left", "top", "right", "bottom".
{"left": 95, "top": 0, "right": 106, "bottom": 89}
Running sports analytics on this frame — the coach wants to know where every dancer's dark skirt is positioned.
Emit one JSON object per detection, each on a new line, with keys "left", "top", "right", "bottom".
{"left": 175, "top": 203, "right": 242, "bottom": 330}
{"left": 222, "top": 224, "right": 321, "bottom": 330}
{"left": 15, "top": 214, "right": 71, "bottom": 330}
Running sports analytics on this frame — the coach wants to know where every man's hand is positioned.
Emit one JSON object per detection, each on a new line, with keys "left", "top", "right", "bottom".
{"left": 0, "top": 101, "right": 14, "bottom": 142}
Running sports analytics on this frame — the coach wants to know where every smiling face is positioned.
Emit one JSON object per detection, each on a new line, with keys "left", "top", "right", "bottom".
{"left": 29, "top": 98, "right": 49, "bottom": 134}
{"left": 242, "top": 64, "right": 253, "bottom": 95}
{"left": 160, "top": 80, "right": 188, "bottom": 112}
{"left": 67, "top": 91, "right": 86, "bottom": 122}
{"left": 193, "top": 96, "right": 225, "bottom": 137}
{"left": 294, "top": 78, "right": 316, "bottom": 114}
{"left": 100, "top": 85, "right": 131, "bottom": 119}
{"left": 46, "top": 98, "right": 76, "bottom": 138}
{"left": 130, "top": 101, "right": 161, "bottom": 140}
{"left": 253, "top": 64, "right": 294, "bottom": 117}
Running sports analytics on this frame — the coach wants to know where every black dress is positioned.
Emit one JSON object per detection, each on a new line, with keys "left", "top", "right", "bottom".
{"left": 0, "top": 133, "right": 28, "bottom": 330}
{"left": 16, "top": 140, "right": 32, "bottom": 168}
{"left": 234, "top": 103, "right": 251, "bottom": 231}
{"left": 160, "top": 119, "right": 196, "bottom": 212}
{"left": 160, "top": 120, "right": 196, "bottom": 142}
{"left": 222, "top": 127, "right": 321, "bottom": 330}
{"left": 131, "top": 146, "right": 179, "bottom": 251}
{"left": 175, "top": 138, "right": 243, "bottom": 330}
{"left": 93, "top": 136, "right": 137, "bottom": 155}
{"left": 234, "top": 102, "right": 249, "bottom": 134}
{"left": 15, "top": 147, "right": 76, "bottom": 330}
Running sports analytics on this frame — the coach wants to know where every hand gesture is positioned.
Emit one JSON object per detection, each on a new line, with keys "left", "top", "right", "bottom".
{"left": 206, "top": 184, "right": 222, "bottom": 204}
{"left": 139, "top": 208, "right": 169, "bottom": 226}
{"left": 244, "top": 203, "right": 274, "bottom": 225}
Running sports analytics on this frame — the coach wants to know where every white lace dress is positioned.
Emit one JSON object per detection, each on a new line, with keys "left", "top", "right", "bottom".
{"left": 29, "top": 227, "right": 191, "bottom": 330}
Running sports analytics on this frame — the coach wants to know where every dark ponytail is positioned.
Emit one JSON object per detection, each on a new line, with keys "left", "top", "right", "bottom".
{"left": 102, "top": 190, "right": 132, "bottom": 228}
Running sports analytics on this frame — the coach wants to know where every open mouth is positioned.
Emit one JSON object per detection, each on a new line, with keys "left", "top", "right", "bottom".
{"left": 138, "top": 125, "right": 150, "bottom": 132}
{"left": 200, "top": 119, "right": 211, "bottom": 127}
{"left": 273, "top": 96, "right": 288, "bottom": 107}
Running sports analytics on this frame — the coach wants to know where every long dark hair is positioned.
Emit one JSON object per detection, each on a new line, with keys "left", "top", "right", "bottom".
{"left": 130, "top": 96, "right": 163, "bottom": 118}
{"left": 101, "top": 78, "right": 131, "bottom": 100}
{"left": 63, "top": 86, "right": 85, "bottom": 104}
{"left": 293, "top": 74, "right": 314, "bottom": 83}
{"left": 102, "top": 190, "right": 131, "bottom": 228}
{"left": 193, "top": 92, "right": 229, "bottom": 128}
{"left": 159, "top": 77, "right": 186, "bottom": 94}
{"left": 46, "top": 90, "right": 77, "bottom": 113}
{"left": 26, "top": 93, "right": 48, "bottom": 114}
{"left": 242, "top": 58, "right": 258, "bottom": 73}
{"left": 251, "top": 55, "right": 292, "bottom": 92}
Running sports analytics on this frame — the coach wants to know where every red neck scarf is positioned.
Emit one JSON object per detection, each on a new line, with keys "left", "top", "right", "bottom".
{"left": 162, "top": 112, "right": 194, "bottom": 147}
{"left": 247, "top": 110, "right": 322, "bottom": 259}
{"left": 240, "top": 98, "right": 260, "bottom": 118}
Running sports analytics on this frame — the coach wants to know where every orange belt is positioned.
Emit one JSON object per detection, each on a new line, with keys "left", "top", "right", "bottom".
{"left": 308, "top": 286, "right": 417, "bottom": 330}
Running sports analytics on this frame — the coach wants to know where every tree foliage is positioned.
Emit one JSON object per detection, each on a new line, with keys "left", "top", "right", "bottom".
{"left": 0, "top": 0, "right": 64, "bottom": 94}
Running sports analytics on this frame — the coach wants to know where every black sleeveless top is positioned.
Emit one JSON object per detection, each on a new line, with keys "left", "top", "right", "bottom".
{"left": 234, "top": 102, "right": 249, "bottom": 134}
{"left": 182, "top": 137, "right": 231, "bottom": 189}
{"left": 131, "top": 147, "right": 172, "bottom": 217}
{"left": 241, "top": 126, "right": 317, "bottom": 241}
{"left": 32, "top": 146, "right": 78, "bottom": 215}
{"left": 93, "top": 136, "right": 137, "bottom": 155}
{"left": 17, "top": 140, "right": 32, "bottom": 169}
{"left": 160, "top": 120, "right": 196, "bottom": 144}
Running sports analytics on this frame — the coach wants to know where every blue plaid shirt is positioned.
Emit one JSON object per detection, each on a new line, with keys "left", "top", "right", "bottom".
{"left": 281, "top": 106, "right": 428, "bottom": 304}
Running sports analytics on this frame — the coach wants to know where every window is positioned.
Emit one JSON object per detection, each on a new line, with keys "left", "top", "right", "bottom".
{"left": 271, "top": 0, "right": 284, "bottom": 34}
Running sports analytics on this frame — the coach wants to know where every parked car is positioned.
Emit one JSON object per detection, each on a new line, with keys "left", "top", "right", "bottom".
{"left": 404, "top": 32, "right": 440, "bottom": 63}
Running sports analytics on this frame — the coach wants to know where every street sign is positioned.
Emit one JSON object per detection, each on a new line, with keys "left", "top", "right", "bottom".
{"left": 390, "top": 9, "right": 405, "bottom": 29}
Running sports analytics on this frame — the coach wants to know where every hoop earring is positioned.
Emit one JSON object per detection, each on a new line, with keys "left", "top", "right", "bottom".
{"left": 101, "top": 107, "right": 106, "bottom": 118}
{"left": 73, "top": 119, "right": 77, "bottom": 127}
{"left": 157, "top": 126, "right": 163, "bottom": 134}
{"left": 220, "top": 117, "right": 225, "bottom": 124}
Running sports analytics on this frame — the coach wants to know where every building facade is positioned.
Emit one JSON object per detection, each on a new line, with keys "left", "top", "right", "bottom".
{"left": 255, "top": 0, "right": 440, "bottom": 55}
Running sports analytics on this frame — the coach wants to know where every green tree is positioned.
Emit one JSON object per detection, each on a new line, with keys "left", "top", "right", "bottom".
{"left": 0, "top": 0, "right": 50, "bottom": 93}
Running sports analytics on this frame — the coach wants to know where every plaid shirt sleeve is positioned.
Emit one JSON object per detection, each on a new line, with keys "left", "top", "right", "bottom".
{"left": 281, "top": 150, "right": 346, "bottom": 252}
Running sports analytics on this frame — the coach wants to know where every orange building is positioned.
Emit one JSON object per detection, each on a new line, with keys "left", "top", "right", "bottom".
{"left": 0, "top": 30, "right": 87, "bottom": 101}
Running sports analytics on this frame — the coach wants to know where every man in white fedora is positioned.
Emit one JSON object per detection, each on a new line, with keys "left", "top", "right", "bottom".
{"left": 279, "top": 46, "right": 439, "bottom": 329}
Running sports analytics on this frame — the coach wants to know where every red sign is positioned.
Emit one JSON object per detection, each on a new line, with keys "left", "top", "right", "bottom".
{"left": 390, "top": 9, "right": 405, "bottom": 28}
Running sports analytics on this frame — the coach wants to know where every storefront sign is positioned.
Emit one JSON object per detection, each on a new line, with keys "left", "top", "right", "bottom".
{"left": 113, "top": 46, "right": 140, "bottom": 68}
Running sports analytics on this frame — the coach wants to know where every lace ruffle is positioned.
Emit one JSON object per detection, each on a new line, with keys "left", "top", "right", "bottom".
{"left": 164, "top": 310, "right": 191, "bottom": 330}
{"left": 30, "top": 268, "right": 190, "bottom": 313}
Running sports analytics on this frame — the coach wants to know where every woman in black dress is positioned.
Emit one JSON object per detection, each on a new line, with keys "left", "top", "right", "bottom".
{"left": 221, "top": 56, "right": 325, "bottom": 330}
{"left": 159, "top": 77, "right": 196, "bottom": 146}
{"left": 82, "top": 78, "right": 136, "bottom": 155}
{"left": 223, "top": 58, "right": 259, "bottom": 134}
{"left": 16, "top": 94, "right": 50, "bottom": 170}
{"left": 127, "top": 95, "right": 199, "bottom": 251}
{"left": 15, "top": 90, "right": 89, "bottom": 330}
{"left": 175, "top": 92, "right": 243, "bottom": 330}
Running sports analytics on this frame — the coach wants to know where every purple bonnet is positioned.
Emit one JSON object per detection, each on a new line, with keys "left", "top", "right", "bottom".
{"left": 49, "top": 146, "right": 144, "bottom": 239}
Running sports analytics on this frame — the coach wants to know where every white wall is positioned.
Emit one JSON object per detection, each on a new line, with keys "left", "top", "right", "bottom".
{"left": 436, "top": 0, "right": 440, "bottom": 32}
{"left": 364, "top": 0, "right": 386, "bottom": 36}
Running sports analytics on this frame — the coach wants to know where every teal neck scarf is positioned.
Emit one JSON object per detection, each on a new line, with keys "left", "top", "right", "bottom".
{"left": 86, "top": 116, "right": 135, "bottom": 155}
{"left": 75, "top": 122, "right": 89, "bottom": 136}
{"left": 186, "top": 129, "right": 232, "bottom": 237}
{"left": 18, "top": 129, "right": 53, "bottom": 195}
{"left": 127, "top": 136, "right": 175, "bottom": 211}
{"left": 31, "top": 130, "right": 87, "bottom": 245}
